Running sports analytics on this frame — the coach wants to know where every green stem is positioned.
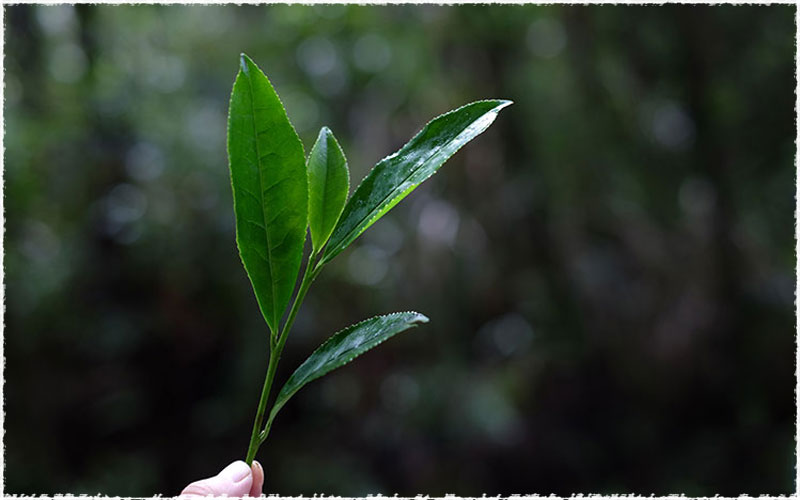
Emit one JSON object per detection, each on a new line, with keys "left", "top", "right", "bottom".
{"left": 243, "top": 253, "right": 323, "bottom": 465}
{"left": 277, "top": 258, "right": 321, "bottom": 351}
{"left": 245, "top": 347, "right": 278, "bottom": 465}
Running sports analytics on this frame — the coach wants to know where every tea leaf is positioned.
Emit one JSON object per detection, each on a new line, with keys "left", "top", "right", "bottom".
{"left": 228, "top": 53, "right": 308, "bottom": 334}
{"left": 307, "top": 127, "right": 350, "bottom": 255}
{"left": 320, "top": 99, "right": 512, "bottom": 264}
{"left": 269, "top": 312, "right": 429, "bottom": 419}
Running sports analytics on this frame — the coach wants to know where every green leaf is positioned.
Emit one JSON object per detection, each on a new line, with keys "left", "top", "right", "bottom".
{"left": 269, "top": 311, "right": 429, "bottom": 420}
{"left": 227, "top": 53, "right": 308, "bottom": 334}
{"left": 320, "top": 99, "right": 512, "bottom": 265}
{"left": 307, "top": 126, "right": 350, "bottom": 255}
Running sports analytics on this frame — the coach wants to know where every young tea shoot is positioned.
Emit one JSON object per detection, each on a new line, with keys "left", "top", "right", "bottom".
{"left": 227, "top": 53, "right": 511, "bottom": 466}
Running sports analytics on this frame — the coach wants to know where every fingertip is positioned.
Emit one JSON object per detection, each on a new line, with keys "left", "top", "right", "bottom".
{"left": 221, "top": 460, "right": 252, "bottom": 483}
{"left": 181, "top": 461, "right": 253, "bottom": 498}
{"left": 249, "top": 460, "right": 264, "bottom": 497}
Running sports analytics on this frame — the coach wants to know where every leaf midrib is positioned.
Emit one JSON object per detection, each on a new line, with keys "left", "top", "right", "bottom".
{"left": 244, "top": 67, "right": 279, "bottom": 325}
{"left": 321, "top": 138, "right": 338, "bottom": 237}
{"left": 316, "top": 137, "right": 330, "bottom": 248}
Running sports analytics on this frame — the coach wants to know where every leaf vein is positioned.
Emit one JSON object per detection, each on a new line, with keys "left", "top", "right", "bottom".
{"left": 244, "top": 65, "right": 279, "bottom": 325}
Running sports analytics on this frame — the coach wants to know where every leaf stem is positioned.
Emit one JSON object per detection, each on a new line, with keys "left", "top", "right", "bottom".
{"left": 244, "top": 251, "right": 323, "bottom": 465}
{"left": 245, "top": 347, "right": 279, "bottom": 465}
{"left": 277, "top": 257, "right": 321, "bottom": 350}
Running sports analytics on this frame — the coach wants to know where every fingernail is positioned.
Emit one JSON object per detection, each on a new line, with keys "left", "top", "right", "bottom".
{"left": 221, "top": 460, "right": 251, "bottom": 482}
{"left": 254, "top": 460, "right": 263, "bottom": 474}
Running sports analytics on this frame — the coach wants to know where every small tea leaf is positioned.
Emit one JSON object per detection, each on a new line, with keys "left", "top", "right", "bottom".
{"left": 307, "top": 126, "right": 350, "bottom": 254}
{"left": 269, "top": 312, "right": 429, "bottom": 419}
{"left": 228, "top": 53, "right": 308, "bottom": 334}
{"left": 320, "top": 99, "right": 512, "bottom": 264}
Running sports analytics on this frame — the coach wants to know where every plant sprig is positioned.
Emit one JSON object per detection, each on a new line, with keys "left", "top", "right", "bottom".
{"left": 227, "top": 53, "right": 511, "bottom": 466}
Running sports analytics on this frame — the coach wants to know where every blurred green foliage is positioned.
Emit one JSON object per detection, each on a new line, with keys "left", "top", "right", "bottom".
{"left": 4, "top": 4, "right": 795, "bottom": 496}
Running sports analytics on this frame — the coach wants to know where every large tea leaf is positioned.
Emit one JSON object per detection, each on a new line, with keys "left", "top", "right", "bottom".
{"left": 307, "top": 127, "right": 350, "bottom": 254}
{"left": 228, "top": 53, "right": 307, "bottom": 334}
{"left": 320, "top": 99, "right": 512, "bottom": 264}
{"left": 269, "top": 312, "right": 429, "bottom": 419}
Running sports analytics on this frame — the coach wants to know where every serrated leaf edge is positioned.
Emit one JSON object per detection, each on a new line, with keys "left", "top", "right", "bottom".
{"left": 229, "top": 53, "right": 307, "bottom": 333}
{"left": 309, "top": 125, "right": 351, "bottom": 254}
{"left": 322, "top": 99, "right": 512, "bottom": 263}
{"left": 269, "top": 311, "right": 429, "bottom": 420}
{"left": 288, "top": 311, "right": 428, "bottom": 378}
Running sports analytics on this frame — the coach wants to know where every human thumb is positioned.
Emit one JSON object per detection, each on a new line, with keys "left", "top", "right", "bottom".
{"left": 180, "top": 460, "right": 253, "bottom": 497}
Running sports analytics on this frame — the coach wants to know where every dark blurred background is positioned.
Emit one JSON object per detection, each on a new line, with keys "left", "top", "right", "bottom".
{"left": 4, "top": 4, "right": 795, "bottom": 496}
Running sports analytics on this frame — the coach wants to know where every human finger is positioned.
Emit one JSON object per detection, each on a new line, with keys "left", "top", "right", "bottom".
{"left": 180, "top": 460, "right": 253, "bottom": 498}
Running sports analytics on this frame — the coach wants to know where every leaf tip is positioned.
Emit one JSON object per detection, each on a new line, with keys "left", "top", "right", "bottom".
{"left": 239, "top": 53, "right": 251, "bottom": 74}
{"left": 318, "top": 126, "right": 332, "bottom": 141}
{"left": 410, "top": 312, "right": 430, "bottom": 325}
